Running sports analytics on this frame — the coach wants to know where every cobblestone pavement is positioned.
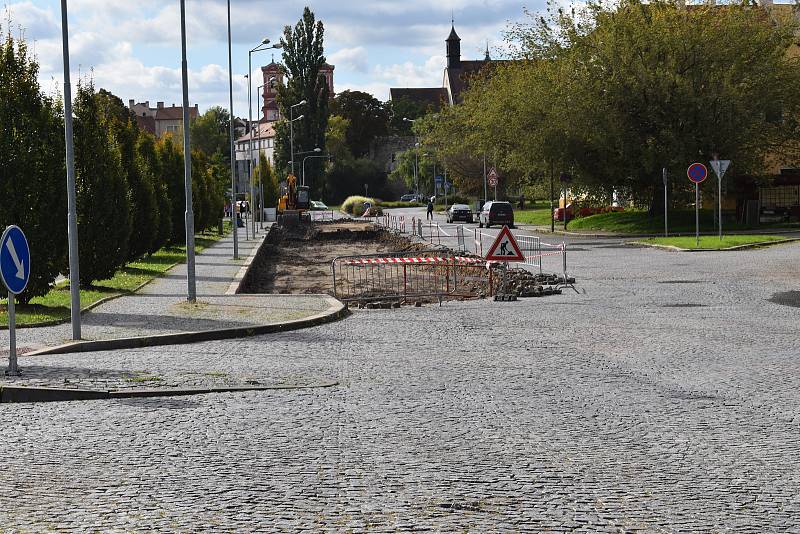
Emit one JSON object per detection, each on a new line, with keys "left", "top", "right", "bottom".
{"left": 0, "top": 237, "right": 798, "bottom": 532}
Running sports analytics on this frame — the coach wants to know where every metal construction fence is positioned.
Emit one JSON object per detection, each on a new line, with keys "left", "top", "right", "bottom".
{"left": 331, "top": 251, "right": 495, "bottom": 302}
{"left": 309, "top": 210, "right": 337, "bottom": 222}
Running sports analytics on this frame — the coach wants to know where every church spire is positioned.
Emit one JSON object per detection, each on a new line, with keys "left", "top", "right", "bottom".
{"left": 446, "top": 21, "right": 461, "bottom": 69}
{"left": 484, "top": 40, "right": 491, "bottom": 61}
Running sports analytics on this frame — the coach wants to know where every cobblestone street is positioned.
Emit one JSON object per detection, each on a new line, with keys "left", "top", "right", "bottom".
{"left": 0, "top": 239, "right": 798, "bottom": 532}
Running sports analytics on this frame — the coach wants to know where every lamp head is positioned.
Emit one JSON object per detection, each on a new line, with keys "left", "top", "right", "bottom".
{"left": 261, "top": 38, "right": 271, "bottom": 45}
{"left": 314, "top": 147, "right": 322, "bottom": 152}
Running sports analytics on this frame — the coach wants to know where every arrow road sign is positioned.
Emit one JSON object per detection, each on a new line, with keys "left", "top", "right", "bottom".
{"left": 1, "top": 226, "right": 30, "bottom": 295}
{"left": 710, "top": 160, "right": 731, "bottom": 180}
{"left": 687, "top": 163, "right": 707, "bottom": 184}
{"left": 485, "top": 226, "right": 525, "bottom": 262}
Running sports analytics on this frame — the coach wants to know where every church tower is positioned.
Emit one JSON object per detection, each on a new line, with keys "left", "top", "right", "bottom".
{"left": 446, "top": 24, "right": 461, "bottom": 69}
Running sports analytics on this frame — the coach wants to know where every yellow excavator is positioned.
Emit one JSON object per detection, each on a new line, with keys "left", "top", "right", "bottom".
{"left": 277, "top": 173, "right": 310, "bottom": 217}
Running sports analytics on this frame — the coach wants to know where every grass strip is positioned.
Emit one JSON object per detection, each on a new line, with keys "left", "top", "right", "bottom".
{"left": 637, "top": 235, "right": 788, "bottom": 250}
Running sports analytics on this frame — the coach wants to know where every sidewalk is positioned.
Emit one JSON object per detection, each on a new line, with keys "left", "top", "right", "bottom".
{"left": 0, "top": 224, "right": 344, "bottom": 359}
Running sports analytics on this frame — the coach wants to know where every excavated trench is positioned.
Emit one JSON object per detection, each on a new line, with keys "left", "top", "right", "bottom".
{"left": 238, "top": 221, "right": 430, "bottom": 296}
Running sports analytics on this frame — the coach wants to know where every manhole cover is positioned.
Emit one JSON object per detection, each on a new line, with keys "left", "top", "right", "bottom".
{"left": 662, "top": 303, "right": 707, "bottom": 308}
{"left": 768, "top": 291, "right": 800, "bottom": 308}
{"left": 658, "top": 280, "right": 706, "bottom": 284}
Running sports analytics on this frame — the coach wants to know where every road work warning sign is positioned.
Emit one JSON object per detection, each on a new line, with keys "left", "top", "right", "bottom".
{"left": 485, "top": 226, "right": 525, "bottom": 262}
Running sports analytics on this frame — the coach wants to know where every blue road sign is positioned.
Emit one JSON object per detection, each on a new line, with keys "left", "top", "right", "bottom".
{"left": 687, "top": 163, "right": 707, "bottom": 184}
{"left": 434, "top": 175, "right": 444, "bottom": 185}
{"left": 0, "top": 226, "right": 30, "bottom": 295}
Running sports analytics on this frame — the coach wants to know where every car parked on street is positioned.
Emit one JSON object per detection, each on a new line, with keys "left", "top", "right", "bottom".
{"left": 400, "top": 194, "right": 418, "bottom": 202}
{"left": 479, "top": 201, "right": 514, "bottom": 228}
{"left": 310, "top": 200, "right": 329, "bottom": 211}
{"left": 446, "top": 204, "right": 473, "bottom": 223}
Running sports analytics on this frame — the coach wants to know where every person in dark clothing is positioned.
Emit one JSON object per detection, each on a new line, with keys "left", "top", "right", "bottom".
{"left": 426, "top": 199, "right": 434, "bottom": 220}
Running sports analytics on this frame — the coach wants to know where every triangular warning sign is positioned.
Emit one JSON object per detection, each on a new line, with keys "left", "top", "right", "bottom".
{"left": 485, "top": 226, "right": 525, "bottom": 262}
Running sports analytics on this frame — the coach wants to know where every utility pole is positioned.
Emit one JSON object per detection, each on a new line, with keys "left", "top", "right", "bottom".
{"left": 61, "top": 0, "right": 81, "bottom": 340}
{"left": 180, "top": 0, "right": 196, "bottom": 302}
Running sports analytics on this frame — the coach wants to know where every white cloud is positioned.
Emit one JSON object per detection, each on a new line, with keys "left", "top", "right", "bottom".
{"left": 374, "top": 55, "right": 446, "bottom": 89}
{"left": 328, "top": 47, "right": 368, "bottom": 73}
{"left": 4, "top": 2, "right": 60, "bottom": 39}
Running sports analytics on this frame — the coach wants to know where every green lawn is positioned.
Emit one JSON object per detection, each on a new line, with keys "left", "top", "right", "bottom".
{"left": 637, "top": 235, "right": 789, "bottom": 250}
{"left": 515, "top": 203, "right": 554, "bottom": 226}
{"left": 1, "top": 226, "right": 229, "bottom": 327}
{"left": 567, "top": 209, "right": 800, "bottom": 234}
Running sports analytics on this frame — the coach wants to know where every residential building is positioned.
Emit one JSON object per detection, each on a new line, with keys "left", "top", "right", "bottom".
{"left": 128, "top": 100, "right": 199, "bottom": 139}
{"left": 235, "top": 121, "right": 276, "bottom": 194}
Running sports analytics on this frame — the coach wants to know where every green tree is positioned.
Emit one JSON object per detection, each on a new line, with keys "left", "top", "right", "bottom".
{"left": 331, "top": 90, "right": 388, "bottom": 157}
{"left": 138, "top": 132, "right": 172, "bottom": 254}
{"left": 190, "top": 106, "right": 231, "bottom": 162}
{"left": 96, "top": 89, "right": 158, "bottom": 260}
{"left": 253, "top": 153, "right": 279, "bottom": 209}
{"left": 275, "top": 6, "right": 330, "bottom": 195}
{"left": 387, "top": 96, "right": 429, "bottom": 136}
{"left": 0, "top": 30, "right": 67, "bottom": 303}
{"left": 73, "top": 80, "right": 131, "bottom": 286}
{"left": 157, "top": 135, "right": 186, "bottom": 244}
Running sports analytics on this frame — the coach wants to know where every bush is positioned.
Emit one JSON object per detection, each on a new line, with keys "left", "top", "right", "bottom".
{"left": 341, "top": 195, "right": 375, "bottom": 215}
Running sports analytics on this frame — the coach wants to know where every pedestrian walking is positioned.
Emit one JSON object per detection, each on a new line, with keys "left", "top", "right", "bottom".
{"left": 426, "top": 198, "right": 434, "bottom": 220}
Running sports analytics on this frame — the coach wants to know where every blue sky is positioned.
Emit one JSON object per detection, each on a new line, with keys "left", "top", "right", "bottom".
{"left": 3, "top": 0, "right": 536, "bottom": 116}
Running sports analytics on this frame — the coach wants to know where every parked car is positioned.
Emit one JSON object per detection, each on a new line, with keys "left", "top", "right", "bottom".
{"left": 446, "top": 203, "right": 473, "bottom": 223}
{"left": 309, "top": 200, "right": 329, "bottom": 211}
{"left": 400, "top": 194, "right": 417, "bottom": 202}
{"left": 479, "top": 201, "right": 514, "bottom": 228}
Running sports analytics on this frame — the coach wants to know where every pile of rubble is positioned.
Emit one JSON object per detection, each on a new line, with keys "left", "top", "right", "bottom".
{"left": 493, "top": 268, "right": 576, "bottom": 300}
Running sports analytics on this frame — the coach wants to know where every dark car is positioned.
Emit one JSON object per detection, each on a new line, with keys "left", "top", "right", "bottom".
{"left": 479, "top": 201, "right": 514, "bottom": 228}
{"left": 446, "top": 203, "right": 473, "bottom": 223}
{"left": 400, "top": 194, "right": 417, "bottom": 202}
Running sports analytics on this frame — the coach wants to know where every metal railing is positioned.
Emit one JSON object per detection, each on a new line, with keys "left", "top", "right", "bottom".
{"left": 332, "top": 251, "right": 493, "bottom": 302}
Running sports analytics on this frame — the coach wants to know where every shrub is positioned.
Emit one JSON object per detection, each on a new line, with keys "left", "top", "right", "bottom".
{"left": 341, "top": 195, "right": 375, "bottom": 215}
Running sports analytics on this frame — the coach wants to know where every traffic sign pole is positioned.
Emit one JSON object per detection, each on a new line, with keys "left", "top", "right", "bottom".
{"left": 663, "top": 167, "right": 668, "bottom": 238}
{"left": 7, "top": 292, "right": 17, "bottom": 375}
{"left": 696, "top": 183, "right": 700, "bottom": 247}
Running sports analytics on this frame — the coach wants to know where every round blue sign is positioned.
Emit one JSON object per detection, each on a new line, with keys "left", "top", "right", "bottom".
{"left": 0, "top": 226, "right": 31, "bottom": 295}
{"left": 687, "top": 163, "right": 708, "bottom": 184}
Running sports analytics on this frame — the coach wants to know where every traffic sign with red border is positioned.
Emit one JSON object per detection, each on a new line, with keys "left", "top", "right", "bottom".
{"left": 485, "top": 226, "right": 525, "bottom": 262}
{"left": 687, "top": 163, "right": 707, "bottom": 184}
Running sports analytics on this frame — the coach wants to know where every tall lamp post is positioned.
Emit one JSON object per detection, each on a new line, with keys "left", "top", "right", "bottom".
{"left": 248, "top": 39, "right": 281, "bottom": 239}
{"left": 225, "top": 0, "right": 239, "bottom": 259}
{"left": 60, "top": 0, "right": 81, "bottom": 339}
{"left": 252, "top": 83, "right": 265, "bottom": 227}
{"left": 179, "top": 0, "right": 196, "bottom": 302}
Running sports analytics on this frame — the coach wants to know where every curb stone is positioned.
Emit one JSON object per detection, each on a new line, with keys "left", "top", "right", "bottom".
{"left": 0, "top": 380, "right": 339, "bottom": 404}
{"left": 23, "top": 295, "right": 349, "bottom": 357}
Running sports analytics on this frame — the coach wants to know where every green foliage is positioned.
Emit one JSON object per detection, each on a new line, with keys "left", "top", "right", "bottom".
{"left": 326, "top": 115, "right": 352, "bottom": 163}
{"left": 639, "top": 235, "right": 786, "bottom": 250}
{"left": 138, "top": 133, "right": 172, "bottom": 254}
{"left": 254, "top": 153, "right": 279, "bottom": 208}
{"left": 190, "top": 106, "right": 231, "bottom": 163}
{"left": 341, "top": 195, "right": 375, "bottom": 215}
{"left": 325, "top": 158, "right": 387, "bottom": 204}
{"left": 73, "top": 81, "right": 132, "bottom": 286}
{"left": 422, "top": 0, "right": 800, "bottom": 211}
{"left": 0, "top": 30, "right": 67, "bottom": 303}
{"left": 387, "top": 96, "right": 429, "bottom": 135}
{"left": 275, "top": 7, "right": 330, "bottom": 195}
{"left": 97, "top": 89, "right": 159, "bottom": 261}
{"left": 330, "top": 90, "right": 389, "bottom": 157}
{"left": 157, "top": 135, "right": 187, "bottom": 244}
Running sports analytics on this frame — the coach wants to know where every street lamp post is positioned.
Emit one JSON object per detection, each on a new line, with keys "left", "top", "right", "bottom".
{"left": 251, "top": 83, "right": 265, "bottom": 229}
{"left": 290, "top": 100, "right": 307, "bottom": 176}
{"left": 60, "top": 0, "right": 81, "bottom": 339}
{"left": 179, "top": 0, "right": 196, "bottom": 302}
{"left": 226, "top": 0, "right": 238, "bottom": 259}
{"left": 248, "top": 40, "right": 281, "bottom": 239}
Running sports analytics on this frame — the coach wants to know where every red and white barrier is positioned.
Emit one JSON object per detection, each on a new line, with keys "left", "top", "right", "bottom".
{"left": 341, "top": 256, "right": 485, "bottom": 266}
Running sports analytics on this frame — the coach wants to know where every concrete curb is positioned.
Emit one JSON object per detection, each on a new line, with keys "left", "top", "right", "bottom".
{"left": 629, "top": 238, "right": 799, "bottom": 252}
{"left": 0, "top": 380, "right": 338, "bottom": 403}
{"left": 24, "top": 295, "right": 349, "bottom": 356}
{"left": 226, "top": 227, "right": 270, "bottom": 295}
